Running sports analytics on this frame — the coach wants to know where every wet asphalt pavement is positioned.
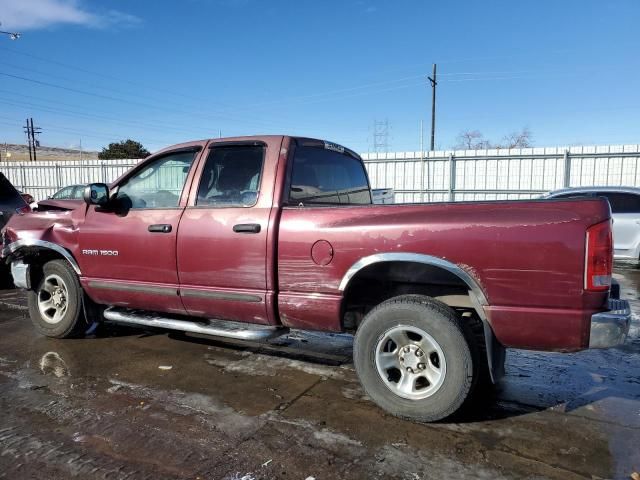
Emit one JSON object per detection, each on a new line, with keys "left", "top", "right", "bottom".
{"left": 0, "top": 269, "right": 639, "bottom": 480}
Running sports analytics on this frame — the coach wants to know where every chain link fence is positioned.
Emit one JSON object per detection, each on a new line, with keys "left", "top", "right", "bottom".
{"left": 1, "top": 144, "right": 640, "bottom": 202}
{"left": 363, "top": 144, "right": 640, "bottom": 203}
{"left": 0, "top": 159, "right": 139, "bottom": 200}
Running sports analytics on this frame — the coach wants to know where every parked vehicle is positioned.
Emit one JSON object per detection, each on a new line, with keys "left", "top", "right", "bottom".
{"left": 0, "top": 173, "right": 30, "bottom": 287}
{"left": 37, "top": 184, "right": 87, "bottom": 211}
{"left": 1, "top": 136, "right": 630, "bottom": 422}
{"left": 372, "top": 188, "right": 395, "bottom": 204}
{"left": 18, "top": 190, "right": 34, "bottom": 205}
{"left": 545, "top": 186, "right": 640, "bottom": 262}
{"left": 50, "top": 184, "right": 87, "bottom": 200}
{"left": 0, "top": 173, "right": 31, "bottom": 228}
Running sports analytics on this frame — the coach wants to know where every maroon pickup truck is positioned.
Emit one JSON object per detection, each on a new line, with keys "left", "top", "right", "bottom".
{"left": 1, "top": 136, "right": 631, "bottom": 422}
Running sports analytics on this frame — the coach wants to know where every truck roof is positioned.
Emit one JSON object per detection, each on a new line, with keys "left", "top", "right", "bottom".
{"left": 152, "top": 135, "right": 361, "bottom": 160}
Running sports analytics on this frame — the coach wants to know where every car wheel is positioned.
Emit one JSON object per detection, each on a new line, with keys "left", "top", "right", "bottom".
{"left": 353, "top": 295, "right": 474, "bottom": 422}
{"left": 28, "top": 260, "right": 86, "bottom": 338}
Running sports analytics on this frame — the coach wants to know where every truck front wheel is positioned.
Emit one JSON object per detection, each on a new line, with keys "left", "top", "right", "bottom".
{"left": 353, "top": 295, "right": 474, "bottom": 422}
{"left": 28, "top": 260, "right": 86, "bottom": 338}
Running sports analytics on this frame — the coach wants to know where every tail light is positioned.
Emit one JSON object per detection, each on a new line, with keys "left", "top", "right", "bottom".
{"left": 585, "top": 220, "right": 613, "bottom": 292}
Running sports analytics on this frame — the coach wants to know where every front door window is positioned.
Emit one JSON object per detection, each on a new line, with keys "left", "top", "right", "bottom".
{"left": 116, "top": 151, "right": 195, "bottom": 209}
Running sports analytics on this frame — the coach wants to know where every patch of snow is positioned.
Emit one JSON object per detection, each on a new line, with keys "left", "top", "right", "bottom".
{"left": 313, "top": 428, "right": 362, "bottom": 447}
{"left": 225, "top": 473, "right": 255, "bottom": 480}
{"left": 373, "top": 444, "right": 511, "bottom": 480}
{"left": 219, "top": 354, "right": 347, "bottom": 380}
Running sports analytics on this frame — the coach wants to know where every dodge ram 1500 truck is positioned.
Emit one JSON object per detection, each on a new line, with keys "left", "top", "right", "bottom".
{"left": 1, "top": 136, "right": 631, "bottom": 422}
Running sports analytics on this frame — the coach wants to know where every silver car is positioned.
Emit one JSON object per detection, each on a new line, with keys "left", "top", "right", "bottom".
{"left": 545, "top": 186, "right": 640, "bottom": 262}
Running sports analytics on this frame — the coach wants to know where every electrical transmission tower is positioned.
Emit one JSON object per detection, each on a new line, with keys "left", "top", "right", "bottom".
{"left": 372, "top": 119, "right": 390, "bottom": 153}
{"left": 23, "top": 117, "right": 42, "bottom": 162}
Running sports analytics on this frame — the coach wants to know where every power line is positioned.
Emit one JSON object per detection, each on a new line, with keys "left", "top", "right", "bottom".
{"left": 0, "top": 114, "right": 170, "bottom": 147}
{"left": 0, "top": 71, "right": 298, "bottom": 131}
{"left": 0, "top": 46, "right": 428, "bottom": 113}
{"left": 0, "top": 55, "right": 365, "bottom": 130}
{"left": 0, "top": 45, "right": 228, "bottom": 107}
{"left": 0, "top": 51, "right": 586, "bottom": 120}
{"left": 0, "top": 70, "right": 373, "bottom": 134}
{"left": 0, "top": 95, "right": 216, "bottom": 137}
{"left": 0, "top": 60, "right": 219, "bottom": 111}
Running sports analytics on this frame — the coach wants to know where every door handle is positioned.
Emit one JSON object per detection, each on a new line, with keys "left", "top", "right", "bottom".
{"left": 148, "top": 224, "right": 172, "bottom": 233}
{"left": 233, "top": 223, "right": 261, "bottom": 234}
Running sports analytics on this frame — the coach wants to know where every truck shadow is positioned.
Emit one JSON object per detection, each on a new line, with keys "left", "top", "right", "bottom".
{"left": 165, "top": 323, "right": 640, "bottom": 425}
{"left": 20, "top": 313, "right": 638, "bottom": 428}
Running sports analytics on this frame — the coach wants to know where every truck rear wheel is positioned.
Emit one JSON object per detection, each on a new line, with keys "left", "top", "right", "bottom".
{"left": 28, "top": 260, "right": 86, "bottom": 338}
{"left": 353, "top": 295, "right": 474, "bottom": 422}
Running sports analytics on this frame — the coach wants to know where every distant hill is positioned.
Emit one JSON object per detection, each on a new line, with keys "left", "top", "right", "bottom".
{"left": 0, "top": 144, "right": 99, "bottom": 162}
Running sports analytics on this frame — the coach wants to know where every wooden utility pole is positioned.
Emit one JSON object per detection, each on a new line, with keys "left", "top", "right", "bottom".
{"left": 428, "top": 63, "right": 437, "bottom": 151}
{"left": 30, "top": 118, "right": 39, "bottom": 161}
{"left": 23, "top": 119, "right": 33, "bottom": 161}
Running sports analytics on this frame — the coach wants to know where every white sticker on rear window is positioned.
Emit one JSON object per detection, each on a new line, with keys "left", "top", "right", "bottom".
{"left": 324, "top": 141, "right": 345, "bottom": 154}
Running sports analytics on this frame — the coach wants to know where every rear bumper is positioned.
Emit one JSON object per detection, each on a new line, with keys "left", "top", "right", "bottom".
{"left": 589, "top": 298, "right": 631, "bottom": 348}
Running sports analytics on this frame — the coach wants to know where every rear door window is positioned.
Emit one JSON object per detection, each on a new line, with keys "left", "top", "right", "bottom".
{"left": 196, "top": 145, "right": 264, "bottom": 207}
{"left": 598, "top": 192, "right": 640, "bottom": 213}
{"left": 289, "top": 145, "right": 371, "bottom": 205}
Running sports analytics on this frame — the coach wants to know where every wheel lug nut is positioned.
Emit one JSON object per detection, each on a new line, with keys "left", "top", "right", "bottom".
{"left": 404, "top": 346, "right": 411, "bottom": 353}
{"left": 418, "top": 363, "right": 426, "bottom": 370}
{"left": 406, "top": 367, "right": 413, "bottom": 373}
{"left": 416, "top": 350, "right": 423, "bottom": 357}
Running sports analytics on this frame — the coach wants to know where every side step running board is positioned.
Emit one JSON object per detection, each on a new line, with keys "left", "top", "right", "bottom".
{"left": 103, "top": 308, "right": 288, "bottom": 341}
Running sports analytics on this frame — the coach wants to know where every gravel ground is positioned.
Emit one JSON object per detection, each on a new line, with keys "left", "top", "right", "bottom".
{"left": 0, "top": 267, "right": 638, "bottom": 479}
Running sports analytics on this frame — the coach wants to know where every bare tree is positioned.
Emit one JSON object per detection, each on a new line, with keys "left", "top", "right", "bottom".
{"left": 453, "top": 127, "right": 533, "bottom": 150}
{"left": 500, "top": 127, "right": 533, "bottom": 149}
{"left": 454, "top": 130, "right": 492, "bottom": 150}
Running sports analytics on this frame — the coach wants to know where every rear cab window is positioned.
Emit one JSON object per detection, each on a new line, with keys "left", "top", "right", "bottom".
{"left": 288, "top": 141, "right": 372, "bottom": 206}
{"left": 597, "top": 192, "right": 640, "bottom": 214}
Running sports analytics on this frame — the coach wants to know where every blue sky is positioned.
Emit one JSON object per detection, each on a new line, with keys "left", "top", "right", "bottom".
{"left": 0, "top": 0, "right": 638, "bottom": 153}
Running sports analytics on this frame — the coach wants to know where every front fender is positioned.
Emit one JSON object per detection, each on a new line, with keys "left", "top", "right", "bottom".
{"left": 2, "top": 239, "right": 81, "bottom": 275}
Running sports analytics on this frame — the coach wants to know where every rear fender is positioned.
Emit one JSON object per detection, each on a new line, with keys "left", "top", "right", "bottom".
{"left": 340, "top": 253, "right": 504, "bottom": 383}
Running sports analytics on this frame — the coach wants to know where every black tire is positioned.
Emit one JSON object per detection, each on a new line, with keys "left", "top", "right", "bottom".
{"left": 27, "top": 260, "right": 86, "bottom": 338}
{"left": 353, "top": 294, "right": 475, "bottom": 422}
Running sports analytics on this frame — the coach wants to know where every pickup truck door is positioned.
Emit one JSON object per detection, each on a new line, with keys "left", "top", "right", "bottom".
{"left": 79, "top": 145, "right": 204, "bottom": 314}
{"left": 176, "top": 138, "right": 283, "bottom": 325}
